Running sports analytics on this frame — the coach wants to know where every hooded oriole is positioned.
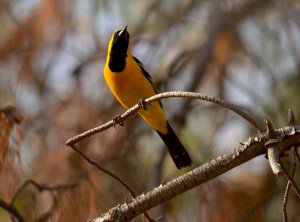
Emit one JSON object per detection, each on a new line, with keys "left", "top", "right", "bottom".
{"left": 103, "top": 26, "right": 191, "bottom": 169}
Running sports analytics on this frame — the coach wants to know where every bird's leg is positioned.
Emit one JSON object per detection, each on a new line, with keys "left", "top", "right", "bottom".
{"left": 112, "top": 115, "right": 124, "bottom": 128}
{"left": 138, "top": 98, "right": 147, "bottom": 110}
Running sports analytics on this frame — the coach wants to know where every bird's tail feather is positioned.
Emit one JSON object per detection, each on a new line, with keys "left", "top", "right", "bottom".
{"left": 156, "top": 122, "right": 192, "bottom": 169}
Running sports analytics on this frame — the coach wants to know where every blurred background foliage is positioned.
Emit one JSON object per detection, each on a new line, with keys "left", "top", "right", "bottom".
{"left": 0, "top": 0, "right": 300, "bottom": 221}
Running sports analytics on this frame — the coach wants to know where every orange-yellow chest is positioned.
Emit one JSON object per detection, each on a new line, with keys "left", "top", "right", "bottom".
{"left": 104, "top": 55, "right": 168, "bottom": 134}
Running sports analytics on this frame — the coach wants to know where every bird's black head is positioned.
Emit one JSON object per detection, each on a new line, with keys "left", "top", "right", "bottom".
{"left": 109, "top": 26, "right": 130, "bottom": 72}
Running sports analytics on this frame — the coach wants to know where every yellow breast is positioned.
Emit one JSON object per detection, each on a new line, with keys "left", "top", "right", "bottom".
{"left": 104, "top": 55, "right": 168, "bottom": 134}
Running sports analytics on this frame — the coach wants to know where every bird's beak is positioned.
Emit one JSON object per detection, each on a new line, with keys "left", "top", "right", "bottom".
{"left": 118, "top": 25, "right": 128, "bottom": 36}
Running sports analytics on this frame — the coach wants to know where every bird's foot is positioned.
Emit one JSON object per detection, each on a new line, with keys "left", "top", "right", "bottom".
{"left": 112, "top": 115, "right": 124, "bottom": 128}
{"left": 138, "top": 98, "right": 147, "bottom": 110}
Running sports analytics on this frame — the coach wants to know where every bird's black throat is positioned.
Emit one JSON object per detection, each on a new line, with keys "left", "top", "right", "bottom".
{"left": 109, "top": 30, "right": 129, "bottom": 72}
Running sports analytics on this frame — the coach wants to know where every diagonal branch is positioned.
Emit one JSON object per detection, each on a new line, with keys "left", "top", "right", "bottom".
{"left": 91, "top": 125, "right": 300, "bottom": 222}
{"left": 70, "top": 144, "right": 136, "bottom": 198}
{"left": 0, "top": 199, "right": 25, "bottom": 222}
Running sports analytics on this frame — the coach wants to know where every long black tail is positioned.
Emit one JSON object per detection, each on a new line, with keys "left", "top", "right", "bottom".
{"left": 156, "top": 122, "right": 192, "bottom": 169}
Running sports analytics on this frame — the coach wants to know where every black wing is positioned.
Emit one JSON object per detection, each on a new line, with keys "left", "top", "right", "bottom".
{"left": 133, "top": 56, "right": 163, "bottom": 107}
{"left": 133, "top": 56, "right": 154, "bottom": 84}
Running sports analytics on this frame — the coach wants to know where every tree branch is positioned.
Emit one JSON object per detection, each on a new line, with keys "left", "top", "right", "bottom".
{"left": 0, "top": 199, "right": 25, "bottom": 222}
{"left": 91, "top": 125, "right": 300, "bottom": 221}
{"left": 66, "top": 91, "right": 263, "bottom": 146}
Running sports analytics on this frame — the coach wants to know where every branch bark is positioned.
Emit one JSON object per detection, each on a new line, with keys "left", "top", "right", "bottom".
{"left": 92, "top": 125, "right": 300, "bottom": 222}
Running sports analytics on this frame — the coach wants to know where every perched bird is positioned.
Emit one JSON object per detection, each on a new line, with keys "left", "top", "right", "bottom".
{"left": 103, "top": 26, "right": 191, "bottom": 169}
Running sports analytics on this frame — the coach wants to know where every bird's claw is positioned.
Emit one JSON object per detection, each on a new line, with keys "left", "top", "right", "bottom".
{"left": 138, "top": 98, "right": 147, "bottom": 110}
{"left": 112, "top": 115, "right": 124, "bottom": 128}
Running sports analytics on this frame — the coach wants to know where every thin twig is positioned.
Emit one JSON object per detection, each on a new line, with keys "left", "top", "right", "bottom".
{"left": 282, "top": 149, "right": 298, "bottom": 222}
{"left": 70, "top": 145, "right": 136, "bottom": 197}
{"left": 66, "top": 91, "right": 263, "bottom": 146}
{"left": 282, "top": 182, "right": 290, "bottom": 222}
{"left": 0, "top": 199, "right": 25, "bottom": 222}
{"left": 11, "top": 179, "right": 78, "bottom": 205}
{"left": 281, "top": 160, "right": 300, "bottom": 200}
{"left": 69, "top": 144, "right": 154, "bottom": 222}
{"left": 11, "top": 179, "right": 79, "bottom": 222}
